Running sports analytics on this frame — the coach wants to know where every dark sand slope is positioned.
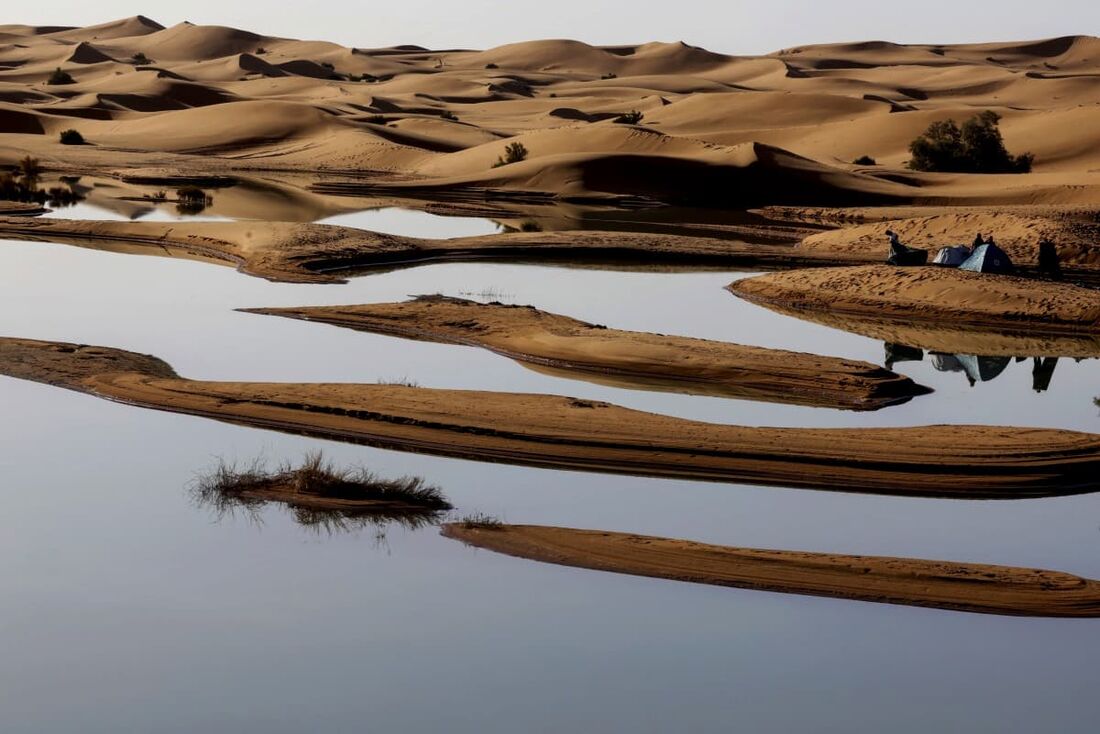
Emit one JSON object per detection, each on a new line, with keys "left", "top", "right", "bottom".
{"left": 0, "top": 216, "right": 867, "bottom": 283}
{"left": 3, "top": 337, "right": 1100, "bottom": 498}
{"left": 443, "top": 524, "right": 1100, "bottom": 618}
{"left": 729, "top": 266, "right": 1100, "bottom": 334}
{"left": 245, "top": 295, "right": 929, "bottom": 410}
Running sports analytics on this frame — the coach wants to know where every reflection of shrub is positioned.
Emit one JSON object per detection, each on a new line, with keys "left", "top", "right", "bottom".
{"left": 615, "top": 110, "right": 643, "bottom": 124}
{"left": 454, "top": 513, "right": 504, "bottom": 530}
{"left": 492, "top": 141, "right": 528, "bottom": 168}
{"left": 175, "top": 186, "right": 212, "bottom": 215}
{"left": 853, "top": 155, "right": 876, "bottom": 165}
{"left": 59, "top": 129, "right": 85, "bottom": 145}
{"left": 47, "top": 68, "right": 75, "bottom": 85}
{"left": 908, "top": 111, "right": 1033, "bottom": 173}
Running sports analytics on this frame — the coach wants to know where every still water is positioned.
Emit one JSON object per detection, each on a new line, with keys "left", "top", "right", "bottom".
{"left": 2, "top": 212, "right": 1099, "bottom": 732}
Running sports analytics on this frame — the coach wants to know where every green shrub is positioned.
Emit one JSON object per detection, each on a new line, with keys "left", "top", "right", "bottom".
{"left": 46, "top": 68, "right": 75, "bottom": 85}
{"left": 853, "top": 155, "right": 877, "bottom": 165}
{"left": 59, "top": 129, "right": 85, "bottom": 145}
{"left": 492, "top": 141, "right": 528, "bottom": 168}
{"left": 908, "top": 111, "right": 1033, "bottom": 173}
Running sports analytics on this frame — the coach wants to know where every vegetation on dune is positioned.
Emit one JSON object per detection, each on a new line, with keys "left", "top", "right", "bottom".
{"left": 131, "top": 52, "right": 151, "bottom": 65}
{"left": 492, "top": 141, "right": 529, "bottom": 168}
{"left": 191, "top": 452, "right": 452, "bottom": 534}
{"left": 615, "top": 110, "right": 644, "bottom": 124}
{"left": 59, "top": 129, "right": 85, "bottom": 145}
{"left": 46, "top": 67, "right": 75, "bottom": 85}
{"left": 908, "top": 111, "right": 1033, "bottom": 173}
{"left": 852, "top": 155, "right": 877, "bottom": 165}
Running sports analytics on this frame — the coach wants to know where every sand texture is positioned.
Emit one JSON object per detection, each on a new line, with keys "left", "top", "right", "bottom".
{"left": 2, "top": 19, "right": 1100, "bottom": 206}
{"left": 2, "top": 337, "right": 1100, "bottom": 498}
{"left": 443, "top": 524, "right": 1100, "bottom": 618}
{"left": 246, "top": 295, "right": 928, "bottom": 410}
{"left": 730, "top": 265, "right": 1100, "bottom": 334}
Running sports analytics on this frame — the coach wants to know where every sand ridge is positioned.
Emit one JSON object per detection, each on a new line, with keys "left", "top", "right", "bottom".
{"left": 244, "top": 295, "right": 929, "bottom": 410}
{"left": 443, "top": 524, "right": 1100, "bottom": 618}
{"left": 2, "top": 336, "right": 1100, "bottom": 499}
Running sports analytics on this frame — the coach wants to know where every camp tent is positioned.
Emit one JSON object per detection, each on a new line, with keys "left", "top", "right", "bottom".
{"left": 960, "top": 243, "right": 1014, "bottom": 274}
{"left": 932, "top": 245, "right": 972, "bottom": 267}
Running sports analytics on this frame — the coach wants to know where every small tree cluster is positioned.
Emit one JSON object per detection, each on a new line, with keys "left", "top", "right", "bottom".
{"left": 908, "top": 111, "right": 1033, "bottom": 173}
{"left": 59, "top": 129, "right": 85, "bottom": 145}
{"left": 492, "top": 141, "right": 528, "bottom": 168}
{"left": 47, "top": 68, "right": 75, "bottom": 85}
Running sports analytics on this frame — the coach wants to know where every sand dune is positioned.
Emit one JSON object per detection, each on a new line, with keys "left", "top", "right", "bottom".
{"left": 443, "top": 524, "right": 1100, "bottom": 617}
{"left": 2, "top": 336, "right": 1098, "bottom": 498}
{"left": 244, "top": 295, "right": 928, "bottom": 410}
{"left": 0, "top": 18, "right": 1097, "bottom": 206}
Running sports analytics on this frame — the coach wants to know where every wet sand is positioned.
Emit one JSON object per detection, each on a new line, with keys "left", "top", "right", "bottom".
{"left": 443, "top": 524, "right": 1100, "bottom": 618}
{"left": 245, "top": 295, "right": 929, "bottom": 410}
{"left": 2, "top": 336, "right": 1099, "bottom": 499}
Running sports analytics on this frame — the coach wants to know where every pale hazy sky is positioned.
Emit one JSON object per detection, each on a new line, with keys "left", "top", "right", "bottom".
{"left": 17, "top": 1, "right": 1100, "bottom": 55}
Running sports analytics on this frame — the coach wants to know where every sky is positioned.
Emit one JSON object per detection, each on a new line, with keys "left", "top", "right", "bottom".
{"left": 14, "top": 0, "right": 1100, "bottom": 54}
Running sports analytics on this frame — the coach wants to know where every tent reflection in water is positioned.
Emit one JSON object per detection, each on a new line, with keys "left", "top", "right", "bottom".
{"left": 931, "top": 353, "right": 1012, "bottom": 386}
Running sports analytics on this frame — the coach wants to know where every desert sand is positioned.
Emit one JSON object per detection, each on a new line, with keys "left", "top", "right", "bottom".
{"left": 443, "top": 524, "right": 1100, "bottom": 617}
{"left": 244, "top": 295, "right": 928, "bottom": 409}
{"left": 2, "top": 336, "right": 1100, "bottom": 498}
{"left": 1, "top": 19, "right": 1099, "bottom": 208}
{"left": 0, "top": 215, "right": 851, "bottom": 282}
{"left": 730, "top": 265, "right": 1100, "bottom": 334}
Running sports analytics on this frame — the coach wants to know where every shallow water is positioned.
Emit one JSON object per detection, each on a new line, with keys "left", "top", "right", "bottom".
{"left": 2, "top": 213, "right": 1100, "bottom": 733}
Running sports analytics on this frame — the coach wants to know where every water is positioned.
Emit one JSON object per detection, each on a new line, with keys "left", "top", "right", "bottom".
{"left": 2, "top": 212, "right": 1099, "bottom": 733}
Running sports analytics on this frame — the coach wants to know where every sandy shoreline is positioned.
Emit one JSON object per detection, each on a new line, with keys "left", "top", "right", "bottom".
{"left": 2, "top": 336, "right": 1100, "bottom": 498}
{"left": 245, "top": 295, "right": 928, "bottom": 410}
{"left": 443, "top": 524, "right": 1100, "bottom": 618}
{"left": 730, "top": 265, "right": 1100, "bottom": 335}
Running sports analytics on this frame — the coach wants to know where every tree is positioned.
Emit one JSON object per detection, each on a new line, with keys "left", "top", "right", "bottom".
{"left": 908, "top": 111, "right": 1032, "bottom": 173}
{"left": 493, "top": 142, "right": 528, "bottom": 168}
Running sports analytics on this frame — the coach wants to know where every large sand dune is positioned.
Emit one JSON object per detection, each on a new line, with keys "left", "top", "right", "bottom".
{"left": 2, "top": 18, "right": 1098, "bottom": 205}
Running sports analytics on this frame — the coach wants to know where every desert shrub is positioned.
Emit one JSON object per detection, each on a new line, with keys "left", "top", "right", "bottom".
{"left": 131, "top": 52, "right": 151, "bottom": 65}
{"left": 439, "top": 110, "right": 458, "bottom": 121}
{"left": 493, "top": 141, "right": 528, "bottom": 168}
{"left": 59, "top": 129, "right": 85, "bottom": 145}
{"left": 175, "top": 186, "right": 212, "bottom": 215}
{"left": 601, "top": 72, "right": 617, "bottom": 79}
{"left": 852, "top": 155, "right": 877, "bottom": 165}
{"left": 908, "top": 111, "right": 1033, "bottom": 173}
{"left": 320, "top": 61, "right": 335, "bottom": 70}
{"left": 47, "top": 68, "right": 75, "bottom": 85}
{"left": 18, "top": 155, "right": 42, "bottom": 179}
{"left": 485, "top": 62, "right": 499, "bottom": 69}
{"left": 519, "top": 221, "right": 542, "bottom": 232}
{"left": 454, "top": 513, "right": 504, "bottom": 530}
{"left": 255, "top": 47, "right": 267, "bottom": 55}
{"left": 615, "top": 110, "right": 643, "bottom": 124}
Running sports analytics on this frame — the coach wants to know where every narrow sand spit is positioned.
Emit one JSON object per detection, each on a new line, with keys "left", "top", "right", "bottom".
{"left": 3, "top": 337, "right": 1100, "bottom": 498}
{"left": 245, "top": 295, "right": 929, "bottom": 410}
{"left": 0, "top": 216, "right": 858, "bottom": 283}
{"left": 442, "top": 524, "right": 1100, "bottom": 618}
{"left": 729, "top": 265, "right": 1100, "bottom": 334}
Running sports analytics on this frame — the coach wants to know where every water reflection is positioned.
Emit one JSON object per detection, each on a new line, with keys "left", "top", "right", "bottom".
{"left": 885, "top": 342, "right": 1069, "bottom": 392}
